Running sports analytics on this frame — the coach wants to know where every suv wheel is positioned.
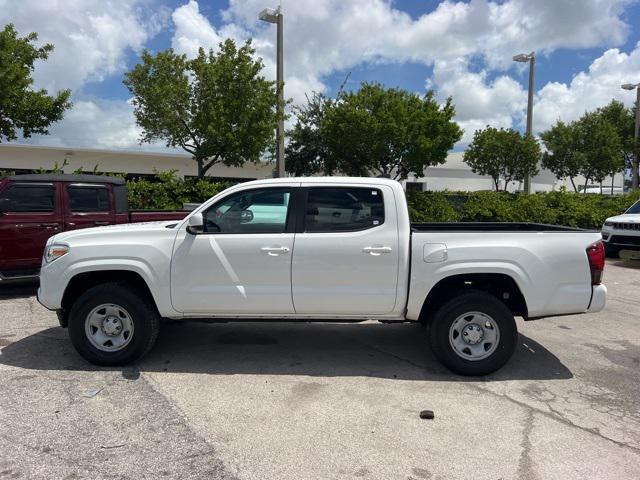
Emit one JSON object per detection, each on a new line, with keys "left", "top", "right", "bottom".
{"left": 68, "top": 282, "right": 160, "bottom": 366}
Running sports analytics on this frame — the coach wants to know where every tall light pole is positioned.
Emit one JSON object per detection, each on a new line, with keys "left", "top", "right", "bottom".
{"left": 259, "top": 6, "right": 285, "bottom": 178}
{"left": 513, "top": 52, "right": 535, "bottom": 194}
{"left": 622, "top": 82, "right": 640, "bottom": 189}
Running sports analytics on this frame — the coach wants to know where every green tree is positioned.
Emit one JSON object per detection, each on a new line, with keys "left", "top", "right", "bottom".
{"left": 124, "top": 39, "right": 281, "bottom": 178}
{"left": 540, "top": 120, "right": 583, "bottom": 191}
{"left": 597, "top": 100, "right": 636, "bottom": 182}
{"left": 287, "top": 82, "right": 462, "bottom": 180}
{"left": 575, "top": 111, "right": 623, "bottom": 190}
{"left": 541, "top": 101, "right": 629, "bottom": 192}
{"left": 463, "top": 127, "right": 540, "bottom": 191}
{"left": 326, "top": 83, "right": 462, "bottom": 180}
{"left": 0, "top": 24, "right": 71, "bottom": 142}
{"left": 285, "top": 92, "right": 332, "bottom": 176}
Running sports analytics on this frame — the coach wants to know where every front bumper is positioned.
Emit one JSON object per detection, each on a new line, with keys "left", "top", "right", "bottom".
{"left": 601, "top": 229, "right": 640, "bottom": 251}
{"left": 36, "top": 261, "right": 66, "bottom": 311}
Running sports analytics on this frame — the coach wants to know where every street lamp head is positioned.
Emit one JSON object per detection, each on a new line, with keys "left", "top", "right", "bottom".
{"left": 259, "top": 7, "right": 279, "bottom": 24}
{"left": 621, "top": 83, "right": 640, "bottom": 90}
{"left": 513, "top": 52, "right": 534, "bottom": 63}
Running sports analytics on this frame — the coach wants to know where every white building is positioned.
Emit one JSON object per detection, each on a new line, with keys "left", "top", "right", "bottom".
{"left": 0, "top": 143, "right": 272, "bottom": 181}
{"left": 0, "top": 143, "right": 624, "bottom": 193}
{"left": 402, "top": 152, "right": 624, "bottom": 194}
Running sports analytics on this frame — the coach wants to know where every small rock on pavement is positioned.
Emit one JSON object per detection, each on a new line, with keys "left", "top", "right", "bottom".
{"left": 419, "top": 410, "right": 435, "bottom": 420}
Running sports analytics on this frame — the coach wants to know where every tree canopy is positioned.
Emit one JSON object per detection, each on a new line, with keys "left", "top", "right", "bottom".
{"left": 0, "top": 24, "right": 71, "bottom": 142}
{"left": 124, "top": 39, "right": 281, "bottom": 178}
{"left": 541, "top": 103, "right": 626, "bottom": 191}
{"left": 463, "top": 127, "right": 540, "bottom": 191}
{"left": 539, "top": 120, "right": 583, "bottom": 191}
{"left": 285, "top": 92, "right": 332, "bottom": 176}
{"left": 286, "top": 82, "right": 462, "bottom": 180}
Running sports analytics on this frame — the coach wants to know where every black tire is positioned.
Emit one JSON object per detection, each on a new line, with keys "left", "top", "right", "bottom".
{"left": 68, "top": 282, "right": 160, "bottom": 366}
{"left": 428, "top": 291, "right": 517, "bottom": 376}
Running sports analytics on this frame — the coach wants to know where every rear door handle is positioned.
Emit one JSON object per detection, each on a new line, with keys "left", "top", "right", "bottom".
{"left": 260, "top": 246, "right": 290, "bottom": 256}
{"left": 362, "top": 246, "right": 392, "bottom": 256}
{"left": 39, "top": 223, "right": 60, "bottom": 229}
{"left": 94, "top": 221, "right": 110, "bottom": 226}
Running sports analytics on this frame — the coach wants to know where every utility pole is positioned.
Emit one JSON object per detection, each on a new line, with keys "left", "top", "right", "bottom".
{"left": 622, "top": 82, "right": 640, "bottom": 189}
{"left": 513, "top": 52, "right": 535, "bottom": 193}
{"left": 259, "top": 6, "right": 285, "bottom": 178}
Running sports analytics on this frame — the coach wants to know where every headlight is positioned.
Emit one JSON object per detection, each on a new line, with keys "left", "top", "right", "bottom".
{"left": 44, "top": 244, "right": 69, "bottom": 263}
{"left": 603, "top": 221, "right": 614, "bottom": 227}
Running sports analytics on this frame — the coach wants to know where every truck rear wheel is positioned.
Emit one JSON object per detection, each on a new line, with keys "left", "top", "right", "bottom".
{"left": 68, "top": 282, "right": 160, "bottom": 366}
{"left": 429, "top": 291, "right": 517, "bottom": 376}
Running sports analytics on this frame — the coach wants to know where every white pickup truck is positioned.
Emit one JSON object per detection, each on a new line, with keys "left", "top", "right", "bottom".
{"left": 37, "top": 177, "right": 607, "bottom": 375}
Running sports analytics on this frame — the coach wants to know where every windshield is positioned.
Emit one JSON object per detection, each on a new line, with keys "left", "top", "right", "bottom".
{"left": 625, "top": 201, "right": 640, "bottom": 214}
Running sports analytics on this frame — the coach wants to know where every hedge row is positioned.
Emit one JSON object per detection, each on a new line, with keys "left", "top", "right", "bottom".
{"left": 406, "top": 190, "right": 640, "bottom": 229}
{"left": 125, "top": 172, "right": 639, "bottom": 230}
{"left": 126, "top": 171, "right": 229, "bottom": 210}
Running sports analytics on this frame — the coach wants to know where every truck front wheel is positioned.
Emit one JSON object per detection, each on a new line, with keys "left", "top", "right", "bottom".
{"left": 68, "top": 282, "right": 160, "bottom": 366}
{"left": 429, "top": 291, "right": 518, "bottom": 376}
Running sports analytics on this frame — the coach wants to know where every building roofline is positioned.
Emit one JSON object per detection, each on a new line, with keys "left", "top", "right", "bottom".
{"left": 0, "top": 142, "right": 192, "bottom": 159}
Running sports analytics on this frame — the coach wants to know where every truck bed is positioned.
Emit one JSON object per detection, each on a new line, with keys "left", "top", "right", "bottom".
{"left": 411, "top": 222, "right": 588, "bottom": 232}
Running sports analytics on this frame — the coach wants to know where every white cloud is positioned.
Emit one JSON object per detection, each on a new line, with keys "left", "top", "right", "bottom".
{"left": 431, "top": 59, "right": 528, "bottom": 143}
{"left": 171, "top": 0, "right": 222, "bottom": 58}
{"left": 0, "top": 0, "right": 170, "bottom": 92}
{"left": 5, "top": 0, "right": 638, "bottom": 151}
{"left": 172, "top": 0, "right": 634, "bottom": 134}
{"left": 535, "top": 42, "right": 640, "bottom": 133}
{"left": 29, "top": 99, "right": 171, "bottom": 152}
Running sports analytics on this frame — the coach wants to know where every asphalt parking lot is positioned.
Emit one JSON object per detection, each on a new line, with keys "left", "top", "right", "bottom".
{"left": 0, "top": 260, "right": 639, "bottom": 480}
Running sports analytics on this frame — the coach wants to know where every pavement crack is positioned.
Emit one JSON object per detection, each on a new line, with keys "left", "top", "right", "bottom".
{"left": 470, "top": 384, "right": 640, "bottom": 454}
{"left": 516, "top": 410, "right": 539, "bottom": 480}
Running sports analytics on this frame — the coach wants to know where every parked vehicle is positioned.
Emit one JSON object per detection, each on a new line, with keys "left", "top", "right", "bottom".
{"left": 579, "top": 184, "right": 625, "bottom": 195}
{"left": 37, "top": 177, "right": 607, "bottom": 375}
{"left": 601, "top": 199, "right": 640, "bottom": 258}
{"left": 0, "top": 174, "right": 188, "bottom": 280}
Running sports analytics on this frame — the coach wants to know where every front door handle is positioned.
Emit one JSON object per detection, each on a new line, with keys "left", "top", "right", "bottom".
{"left": 94, "top": 221, "right": 110, "bottom": 226}
{"left": 260, "top": 246, "right": 290, "bottom": 256}
{"left": 362, "top": 246, "right": 392, "bottom": 256}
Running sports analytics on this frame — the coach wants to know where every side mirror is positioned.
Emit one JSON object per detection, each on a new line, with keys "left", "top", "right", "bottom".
{"left": 0, "top": 198, "right": 10, "bottom": 213}
{"left": 620, "top": 208, "right": 627, "bottom": 214}
{"left": 186, "top": 212, "right": 204, "bottom": 234}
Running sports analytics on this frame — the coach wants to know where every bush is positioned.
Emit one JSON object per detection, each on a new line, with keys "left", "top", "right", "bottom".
{"left": 125, "top": 171, "right": 640, "bottom": 229}
{"left": 406, "top": 189, "right": 640, "bottom": 229}
{"left": 406, "top": 191, "right": 460, "bottom": 222}
{"left": 126, "top": 170, "right": 228, "bottom": 210}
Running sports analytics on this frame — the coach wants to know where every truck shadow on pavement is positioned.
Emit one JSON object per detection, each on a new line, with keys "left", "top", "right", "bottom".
{"left": 0, "top": 321, "right": 572, "bottom": 381}
{"left": 0, "top": 281, "right": 39, "bottom": 300}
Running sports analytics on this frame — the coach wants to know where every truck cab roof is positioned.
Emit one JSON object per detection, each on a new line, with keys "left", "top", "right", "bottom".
{"left": 6, "top": 174, "right": 125, "bottom": 185}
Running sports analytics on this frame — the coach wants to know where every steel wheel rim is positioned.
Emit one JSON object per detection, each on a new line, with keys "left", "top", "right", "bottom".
{"left": 448, "top": 311, "right": 500, "bottom": 361}
{"left": 84, "top": 303, "right": 134, "bottom": 353}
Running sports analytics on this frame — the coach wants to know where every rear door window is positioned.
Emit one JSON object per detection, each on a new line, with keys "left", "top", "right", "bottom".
{"left": 67, "top": 186, "right": 110, "bottom": 212}
{"left": 305, "top": 187, "right": 384, "bottom": 232}
{"left": 3, "top": 184, "right": 56, "bottom": 212}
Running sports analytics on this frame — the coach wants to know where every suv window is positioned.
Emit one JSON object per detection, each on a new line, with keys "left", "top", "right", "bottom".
{"left": 305, "top": 187, "right": 384, "bottom": 232}
{"left": 3, "top": 184, "right": 55, "bottom": 212}
{"left": 203, "top": 187, "right": 291, "bottom": 234}
{"left": 67, "top": 186, "right": 110, "bottom": 212}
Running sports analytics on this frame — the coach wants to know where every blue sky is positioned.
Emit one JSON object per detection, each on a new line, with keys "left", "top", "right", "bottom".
{"left": 2, "top": 0, "right": 639, "bottom": 151}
